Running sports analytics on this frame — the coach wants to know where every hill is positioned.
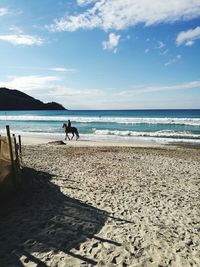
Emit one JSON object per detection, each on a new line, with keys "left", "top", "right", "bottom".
{"left": 0, "top": 88, "right": 66, "bottom": 110}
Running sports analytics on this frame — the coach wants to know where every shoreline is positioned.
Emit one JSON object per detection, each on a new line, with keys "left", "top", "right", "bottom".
{"left": 21, "top": 135, "right": 164, "bottom": 147}
{"left": 19, "top": 134, "right": 200, "bottom": 149}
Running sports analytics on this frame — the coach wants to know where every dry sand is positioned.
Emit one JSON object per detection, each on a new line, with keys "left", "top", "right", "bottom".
{"left": 0, "top": 142, "right": 200, "bottom": 267}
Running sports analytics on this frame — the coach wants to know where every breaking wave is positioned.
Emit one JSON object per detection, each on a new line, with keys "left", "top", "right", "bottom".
{"left": 0, "top": 115, "right": 200, "bottom": 126}
{"left": 93, "top": 129, "right": 200, "bottom": 139}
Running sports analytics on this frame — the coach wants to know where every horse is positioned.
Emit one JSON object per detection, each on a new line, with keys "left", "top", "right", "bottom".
{"left": 62, "top": 123, "right": 79, "bottom": 141}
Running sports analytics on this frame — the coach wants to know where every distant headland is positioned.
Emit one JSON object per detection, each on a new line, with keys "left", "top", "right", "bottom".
{"left": 0, "top": 87, "right": 66, "bottom": 110}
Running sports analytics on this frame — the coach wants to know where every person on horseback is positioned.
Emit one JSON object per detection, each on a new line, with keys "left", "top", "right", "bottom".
{"left": 62, "top": 122, "right": 79, "bottom": 141}
{"left": 67, "top": 120, "right": 71, "bottom": 130}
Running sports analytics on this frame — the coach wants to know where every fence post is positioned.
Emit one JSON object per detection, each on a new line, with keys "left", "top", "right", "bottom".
{"left": 6, "top": 125, "right": 17, "bottom": 188}
{"left": 13, "top": 134, "right": 19, "bottom": 163}
{"left": 0, "top": 134, "right": 1, "bottom": 158}
{"left": 18, "top": 135, "right": 22, "bottom": 155}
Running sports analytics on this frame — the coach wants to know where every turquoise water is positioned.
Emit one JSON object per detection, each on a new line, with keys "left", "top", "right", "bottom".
{"left": 0, "top": 110, "right": 200, "bottom": 144}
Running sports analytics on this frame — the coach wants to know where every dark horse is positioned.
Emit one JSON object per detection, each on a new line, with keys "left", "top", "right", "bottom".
{"left": 62, "top": 123, "right": 79, "bottom": 141}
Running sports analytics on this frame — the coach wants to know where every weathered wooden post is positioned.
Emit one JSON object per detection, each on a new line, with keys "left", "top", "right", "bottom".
{"left": 0, "top": 134, "right": 1, "bottom": 158}
{"left": 18, "top": 135, "right": 22, "bottom": 155}
{"left": 6, "top": 125, "right": 17, "bottom": 188}
{"left": 13, "top": 134, "right": 19, "bottom": 163}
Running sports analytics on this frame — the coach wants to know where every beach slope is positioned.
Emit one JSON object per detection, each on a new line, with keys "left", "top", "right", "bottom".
{"left": 0, "top": 144, "right": 199, "bottom": 266}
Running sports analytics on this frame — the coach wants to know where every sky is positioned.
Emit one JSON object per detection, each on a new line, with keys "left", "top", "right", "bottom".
{"left": 0, "top": 0, "right": 200, "bottom": 109}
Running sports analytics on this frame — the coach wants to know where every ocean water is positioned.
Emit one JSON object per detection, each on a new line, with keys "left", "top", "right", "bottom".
{"left": 0, "top": 110, "right": 200, "bottom": 145}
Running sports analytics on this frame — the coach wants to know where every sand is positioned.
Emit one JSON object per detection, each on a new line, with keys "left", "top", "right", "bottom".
{"left": 0, "top": 141, "right": 200, "bottom": 267}
{"left": 21, "top": 135, "right": 167, "bottom": 147}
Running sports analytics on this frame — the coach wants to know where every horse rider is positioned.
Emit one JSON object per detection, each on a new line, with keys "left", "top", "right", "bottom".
{"left": 67, "top": 120, "right": 71, "bottom": 130}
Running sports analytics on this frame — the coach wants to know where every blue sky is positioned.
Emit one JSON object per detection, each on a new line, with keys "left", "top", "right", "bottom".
{"left": 0, "top": 0, "right": 200, "bottom": 109}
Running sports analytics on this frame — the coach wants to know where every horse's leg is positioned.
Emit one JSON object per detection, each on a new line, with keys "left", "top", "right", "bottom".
{"left": 75, "top": 130, "right": 79, "bottom": 140}
{"left": 71, "top": 132, "right": 74, "bottom": 140}
{"left": 65, "top": 133, "right": 70, "bottom": 140}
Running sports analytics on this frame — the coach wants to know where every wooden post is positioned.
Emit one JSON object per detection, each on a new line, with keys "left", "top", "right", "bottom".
{"left": 13, "top": 134, "right": 19, "bottom": 163}
{"left": 6, "top": 125, "right": 17, "bottom": 188}
{"left": 0, "top": 134, "right": 1, "bottom": 159}
{"left": 18, "top": 135, "right": 22, "bottom": 155}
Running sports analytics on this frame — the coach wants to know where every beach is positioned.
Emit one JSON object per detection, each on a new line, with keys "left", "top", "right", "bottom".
{"left": 1, "top": 0, "right": 200, "bottom": 265}
{"left": 0, "top": 139, "right": 200, "bottom": 267}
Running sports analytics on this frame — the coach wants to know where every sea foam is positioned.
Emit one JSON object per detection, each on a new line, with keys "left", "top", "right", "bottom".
{"left": 0, "top": 115, "right": 199, "bottom": 126}
{"left": 93, "top": 129, "right": 200, "bottom": 139}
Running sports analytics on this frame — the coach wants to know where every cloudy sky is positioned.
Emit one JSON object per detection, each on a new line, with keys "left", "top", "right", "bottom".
{"left": 0, "top": 0, "right": 200, "bottom": 109}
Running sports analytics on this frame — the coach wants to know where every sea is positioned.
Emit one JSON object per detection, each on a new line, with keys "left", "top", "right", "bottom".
{"left": 0, "top": 109, "right": 200, "bottom": 145}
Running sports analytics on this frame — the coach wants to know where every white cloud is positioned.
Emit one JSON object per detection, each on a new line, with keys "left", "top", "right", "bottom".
{"left": 0, "top": 34, "right": 44, "bottom": 46}
{"left": 145, "top": 48, "right": 149, "bottom": 53}
{"left": 7, "top": 77, "right": 198, "bottom": 95}
{"left": 8, "top": 66, "right": 76, "bottom": 73}
{"left": 1, "top": 75, "right": 199, "bottom": 109}
{"left": 9, "top": 26, "right": 24, "bottom": 34}
{"left": 49, "top": 86, "right": 105, "bottom": 97}
{"left": 46, "top": 87, "right": 111, "bottom": 109}
{"left": 48, "top": 0, "right": 200, "bottom": 32}
{"left": 160, "top": 49, "right": 168, "bottom": 55}
{"left": 0, "top": 7, "right": 8, "bottom": 16}
{"left": 55, "top": 81, "right": 200, "bottom": 109}
{"left": 157, "top": 41, "right": 165, "bottom": 49}
{"left": 102, "top": 33, "right": 120, "bottom": 51}
{"left": 0, "top": 74, "right": 108, "bottom": 108}
{"left": 176, "top": 26, "right": 200, "bottom": 46}
{"left": 77, "top": 0, "right": 98, "bottom": 6}
{"left": 185, "top": 40, "right": 194, "bottom": 46}
{"left": 0, "top": 75, "right": 61, "bottom": 91}
{"left": 118, "top": 81, "right": 200, "bottom": 96}
{"left": 164, "top": 54, "right": 182, "bottom": 66}
{"left": 49, "top": 67, "right": 75, "bottom": 72}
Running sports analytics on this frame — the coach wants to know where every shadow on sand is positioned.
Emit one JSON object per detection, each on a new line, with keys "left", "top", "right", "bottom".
{"left": 0, "top": 167, "right": 108, "bottom": 266}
